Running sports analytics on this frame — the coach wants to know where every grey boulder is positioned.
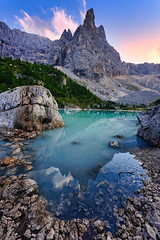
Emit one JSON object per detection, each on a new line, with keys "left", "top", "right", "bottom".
{"left": 0, "top": 86, "right": 64, "bottom": 132}
{"left": 137, "top": 104, "right": 160, "bottom": 147}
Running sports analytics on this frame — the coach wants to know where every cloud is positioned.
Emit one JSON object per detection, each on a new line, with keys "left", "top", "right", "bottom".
{"left": 80, "top": 0, "right": 87, "bottom": 22}
{"left": 15, "top": 8, "right": 78, "bottom": 40}
{"left": 15, "top": 10, "right": 59, "bottom": 40}
{"left": 51, "top": 8, "right": 78, "bottom": 35}
{"left": 39, "top": 6, "right": 47, "bottom": 15}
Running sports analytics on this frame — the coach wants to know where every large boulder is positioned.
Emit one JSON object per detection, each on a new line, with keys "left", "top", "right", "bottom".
{"left": 0, "top": 86, "right": 64, "bottom": 133}
{"left": 137, "top": 105, "right": 160, "bottom": 147}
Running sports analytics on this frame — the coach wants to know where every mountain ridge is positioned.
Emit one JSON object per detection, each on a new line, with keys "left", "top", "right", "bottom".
{"left": 1, "top": 9, "right": 160, "bottom": 77}
{"left": 0, "top": 9, "right": 160, "bottom": 105}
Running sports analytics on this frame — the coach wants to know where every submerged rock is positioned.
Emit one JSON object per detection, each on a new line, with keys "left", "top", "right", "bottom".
{"left": 109, "top": 141, "right": 121, "bottom": 148}
{"left": 137, "top": 104, "right": 160, "bottom": 147}
{"left": 72, "top": 141, "right": 81, "bottom": 145}
{"left": 0, "top": 156, "right": 19, "bottom": 167}
{"left": 12, "top": 147, "right": 21, "bottom": 155}
{"left": 0, "top": 86, "right": 64, "bottom": 137}
{"left": 25, "top": 165, "right": 33, "bottom": 171}
{"left": 115, "top": 134, "right": 125, "bottom": 139}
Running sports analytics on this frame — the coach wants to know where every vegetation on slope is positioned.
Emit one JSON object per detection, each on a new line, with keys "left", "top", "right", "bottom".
{"left": 0, "top": 57, "right": 116, "bottom": 109}
{"left": 149, "top": 98, "right": 160, "bottom": 106}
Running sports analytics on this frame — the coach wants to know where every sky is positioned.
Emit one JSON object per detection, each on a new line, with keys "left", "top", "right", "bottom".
{"left": 0, "top": 0, "right": 160, "bottom": 64}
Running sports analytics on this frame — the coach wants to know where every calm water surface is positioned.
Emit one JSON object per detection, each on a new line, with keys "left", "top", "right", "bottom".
{"left": 0, "top": 110, "right": 150, "bottom": 232}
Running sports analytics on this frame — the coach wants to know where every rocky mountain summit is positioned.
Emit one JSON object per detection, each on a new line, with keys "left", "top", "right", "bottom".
{"left": 137, "top": 104, "right": 160, "bottom": 147}
{"left": 55, "top": 8, "right": 126, "bottom": 80}
{"left": 0, "top": 9, "right": 126, "bottom": 80}
{"left": 0, "top": 86, "right": 64, "bottom": 136}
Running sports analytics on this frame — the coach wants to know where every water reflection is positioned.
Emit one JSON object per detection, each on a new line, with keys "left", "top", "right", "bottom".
{"left": 30, "top": 110, "right": 149, "bottom": 186}
{"left": 0, "top": 110, "right": 150, "bottom": 232}
{"left": 29, "top": 152, "right": 148, "bottom": 233}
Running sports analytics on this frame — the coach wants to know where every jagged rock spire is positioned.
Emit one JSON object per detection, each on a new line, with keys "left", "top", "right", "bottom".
{"left": 83, "top": 8, "right": 95, "bottom": 28}
{"left": 60, "top": 29, "right": 72, "bottom": 42}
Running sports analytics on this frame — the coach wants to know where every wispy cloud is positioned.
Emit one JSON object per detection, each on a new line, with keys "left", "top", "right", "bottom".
{"left": 39, "top": 6, "right": 47, "bottom": 15}
{"left": 15, "top": 10, "right": 59, "bottom": 40}
{"left": 15, "top": 8, "right": 78, "bottom": 40}
{"left": 51, "top": 8, "right": 78, "bottom": 35}
{"left": 80, "top": 0, "right": 87, "bottom": 22}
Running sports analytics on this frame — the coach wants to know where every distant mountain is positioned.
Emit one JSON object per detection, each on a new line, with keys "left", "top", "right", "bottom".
{"left": 124, "top": 62, "right": 160, "bottom": 75}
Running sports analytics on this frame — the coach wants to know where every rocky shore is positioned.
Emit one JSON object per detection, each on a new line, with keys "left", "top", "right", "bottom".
{"left": 0, "top": 174, "right": 115, "bottom": 240}
{"left": 0, "top": 100, "right": 160, "bottom": 239}
{"left": 0, "top": 146, "right": 159, "bottom": 240}
{"left": 116, "top": 148, "right": 160, "bottom": 240}
{"left": 0, "top": 140, "right": 36, "bottom": 172}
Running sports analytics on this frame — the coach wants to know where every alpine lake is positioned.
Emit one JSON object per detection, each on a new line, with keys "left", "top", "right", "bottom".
{"left": 0, "top": 110, "right": 150, "bottom": 232}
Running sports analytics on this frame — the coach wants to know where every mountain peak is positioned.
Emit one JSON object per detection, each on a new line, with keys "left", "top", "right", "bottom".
{"left": 60, "top": 29, "right": 72, "bottom": 42}
{"left": 83, "top": 8, "right": 95, "bottom": 28}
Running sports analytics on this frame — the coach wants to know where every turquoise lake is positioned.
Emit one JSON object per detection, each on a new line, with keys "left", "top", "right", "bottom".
{"left": 0, "top": 110, "right": 150, "bottom": 232}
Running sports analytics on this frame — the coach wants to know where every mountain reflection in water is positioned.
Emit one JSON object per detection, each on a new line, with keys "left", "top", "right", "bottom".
{"left": 26, "top": 110, "right": 149, "bottom": 229}
{"left": 0, "top": 110, "right": 150, "bottom": 232}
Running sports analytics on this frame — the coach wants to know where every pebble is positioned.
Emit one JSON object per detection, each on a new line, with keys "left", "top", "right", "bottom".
{"left": 12, "top": 147, "right": 21, "bottom": 155}
{"left": 46, "top": 229, "right": 55, "bottom": 239}
{"left": 145, "top": 223, "right": 157, "bottom": 240}
{"left": 24, "top": 229, "right": 32, "bottom": 238}
{"left": 25, "top": 165, "right": 33, "bottom": 171}
{"left": 109, "top": 141, "right": 121, "bottom": 148}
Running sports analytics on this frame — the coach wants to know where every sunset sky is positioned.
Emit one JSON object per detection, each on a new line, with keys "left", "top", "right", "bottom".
{"left": 0, "top": 0, "right": 160, "bottom": 64}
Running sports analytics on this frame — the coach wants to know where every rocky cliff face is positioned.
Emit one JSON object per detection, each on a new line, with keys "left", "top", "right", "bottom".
{"left": 0, "top": 86, "right": 64, "bottom": 132}
{"left": 125, "top": 62, "right": 160, "bottom": 75}
{"left": 0, "top": 9, "right": 126, "bottom": 80}
{"left": 137, "top": 105, "right": 160, "bottom": 147}
{"left": 54, "top": 9, "right": 126, "bottom": 80}
{"left": 0, "top": 21, "right": 56, "bottom": 64}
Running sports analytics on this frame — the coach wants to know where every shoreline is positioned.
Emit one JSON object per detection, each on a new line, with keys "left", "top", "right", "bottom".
{"left": 116, "top": 148, "right": 160, "bottom": 239}
{"left": 60, "top": 108, "right": 143, "bottom": 112}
